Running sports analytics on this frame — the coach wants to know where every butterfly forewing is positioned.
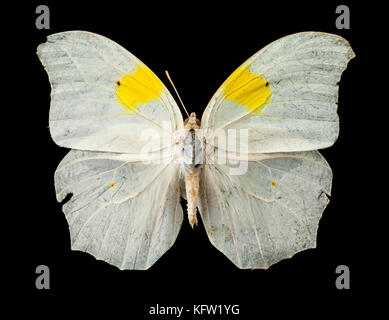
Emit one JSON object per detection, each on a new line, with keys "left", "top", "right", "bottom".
{"left": 201, "top": 32, "right": 355, "bottom": 153}
{"left": 37, "top": 31, "right": 183, "bottom": 156}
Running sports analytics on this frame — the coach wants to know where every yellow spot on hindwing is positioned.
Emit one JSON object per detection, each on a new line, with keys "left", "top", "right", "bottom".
{"left": 221, "top": 65, "right": 272, "bottom": 114}
{"left": 115, "top": 63, "right": 164, "bottom": 112}
{"left": 109, "top": 182, "right": 115, "bottom": 188}
{"left": 271, "top": 181, "right": 277, "bottom": 187}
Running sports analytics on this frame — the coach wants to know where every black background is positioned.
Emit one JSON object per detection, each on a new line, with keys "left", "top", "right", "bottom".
{"left": 27, "top": 0, "right": 369, "bottom": 316}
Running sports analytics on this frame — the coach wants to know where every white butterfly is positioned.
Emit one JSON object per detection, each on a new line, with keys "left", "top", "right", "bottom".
{"left": 37, "top": 31, "right": 354, "bottom": 270}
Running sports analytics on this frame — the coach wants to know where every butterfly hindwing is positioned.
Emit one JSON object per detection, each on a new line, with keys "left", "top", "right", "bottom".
{"left": 198, "top": 151, "right": 331, "bottom": 269}
{"left": 55, "top": 150, "right": 183, "bottom": 270}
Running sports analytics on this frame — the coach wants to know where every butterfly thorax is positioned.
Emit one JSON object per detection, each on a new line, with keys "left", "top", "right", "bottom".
{"left": 184, "top": 112, "right": 201, "bottom": 130}
{"left": 183, "top": 112, "right": 202, "bottom": 228}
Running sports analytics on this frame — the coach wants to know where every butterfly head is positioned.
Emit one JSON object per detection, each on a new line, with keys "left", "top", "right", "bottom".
{"left": 184, "top": 112, "right": 201, "bottom": 129}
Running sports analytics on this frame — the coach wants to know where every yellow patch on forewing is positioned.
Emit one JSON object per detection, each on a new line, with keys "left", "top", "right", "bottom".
{"left": 115, "top": 63, "right": 164, "bottom": 112}
{"left": 221, "top": 65, "right": 272, "bottom": 114}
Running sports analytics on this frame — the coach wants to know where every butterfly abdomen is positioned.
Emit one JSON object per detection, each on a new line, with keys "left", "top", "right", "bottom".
{"left": 184, "top": 167, "right": 200, "bottom": 228}
{"left": 183, "top": 112, "right": 202, "bottom": 228}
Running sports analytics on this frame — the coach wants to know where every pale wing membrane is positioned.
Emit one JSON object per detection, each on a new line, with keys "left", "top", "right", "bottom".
{"left": 55, "top": 150, "right": 183, "bottom": 270}
{"left": 198, "top": 151, "right": 331, "bottom": 269}
{"left": 202, "top": 32, "right": 355, "bottom": 153}
{"left": 37, "top": 31, "right": 183, "bottom": 155}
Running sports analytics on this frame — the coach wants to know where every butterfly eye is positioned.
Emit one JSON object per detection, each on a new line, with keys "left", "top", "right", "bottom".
{"left": 265, "top": 81, "right": 270, "bottom": 87}
{"left": 116, "top": 80, "right": 121, "bottom": 86}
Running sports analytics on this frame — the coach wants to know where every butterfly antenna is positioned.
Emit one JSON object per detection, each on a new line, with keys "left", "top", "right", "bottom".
{"left": 165, "top": 70, "right": 190, "bottom": 118}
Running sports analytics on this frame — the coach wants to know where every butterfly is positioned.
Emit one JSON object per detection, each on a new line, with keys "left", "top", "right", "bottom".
{"left": 37, "top": 31, "right": 354, "bottom": 270}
